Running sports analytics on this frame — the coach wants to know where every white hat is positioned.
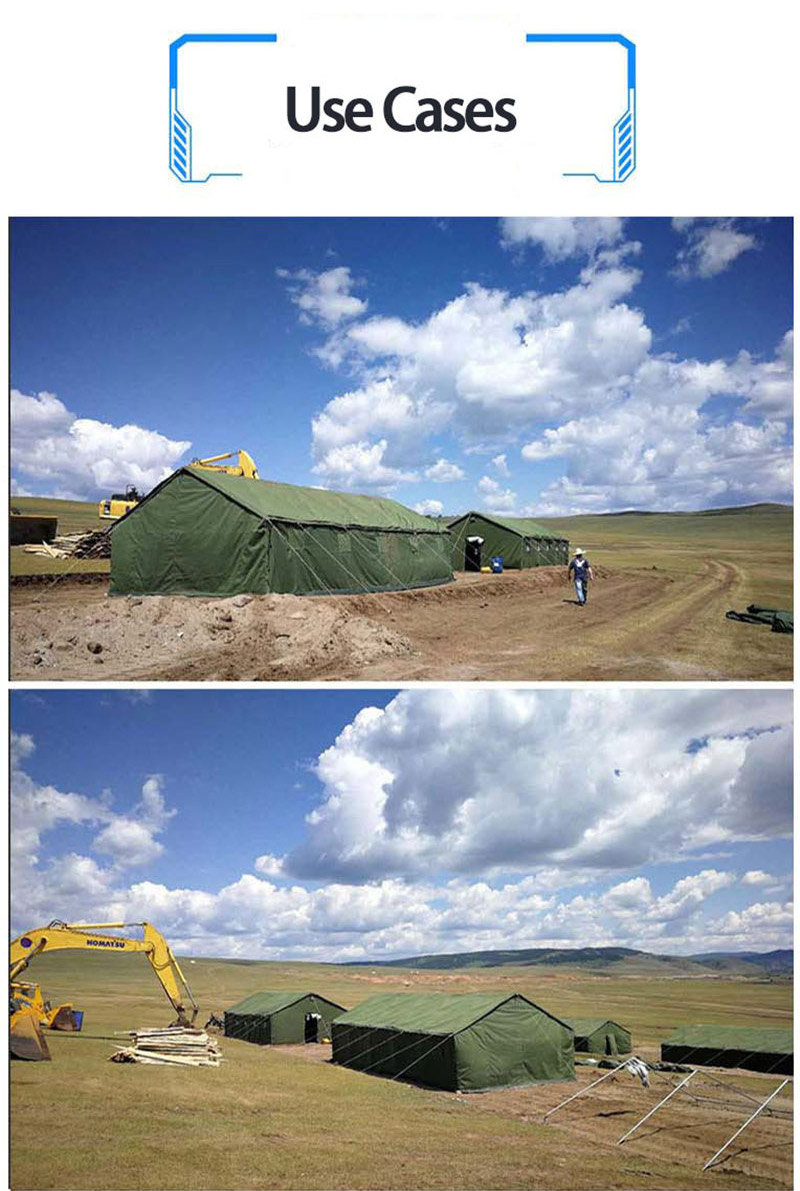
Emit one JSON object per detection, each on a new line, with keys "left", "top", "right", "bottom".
{"left": 574, "top": 547, "right": 584, "bottom": 556}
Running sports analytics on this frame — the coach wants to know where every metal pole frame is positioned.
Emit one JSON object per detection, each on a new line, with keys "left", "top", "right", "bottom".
{"left": 617, "top": 1069, "right": 698, "bottom": 1144}
{"left": 702, "top": 1078, "right": 790, "bottom": 1171}
{"left": 543, "top": 1059, "right": 632, "bottom": 1122}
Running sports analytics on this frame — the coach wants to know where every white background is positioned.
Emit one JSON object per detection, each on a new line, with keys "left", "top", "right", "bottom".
{"left": 2, "top": 0, "right": 799, "bottom": 214}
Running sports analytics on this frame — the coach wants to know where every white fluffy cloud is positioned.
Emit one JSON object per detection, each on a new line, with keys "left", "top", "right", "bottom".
{"left": 11, "top": 390, "right": 191, "bottom": 500}
{"left": 500, "top": 217, "right": 627, "bottom": 260}
{"left": 9, "top": 697, "right": 792, "bottom": 961}
{"left": 424, "top": 458, "right": 465, "bottom": 482}
{"left": 267, "top": 690, "right": 791, "bottom": 883}
{"left": 277, "top": 265, "right": 367, "bottom": 326}
{"left": 413, "top": 499, "right": 444, "bottom": 516}
{"left": 293, "top": 241, "right": 791, "bottom": 510}
{"left": 672, "top": 218, "right": 758, "bottom": 279}
{"left": 477, "top": 475, "right": 517, "bottom": 511}
{"left": 11, "top": 733, "right": 177, "bottom": 922}
{"left": 520, "top": 334, "right": 793, "bottom": 513}
{"left": 93, "top": 776, "right": 176, "bottom": 867}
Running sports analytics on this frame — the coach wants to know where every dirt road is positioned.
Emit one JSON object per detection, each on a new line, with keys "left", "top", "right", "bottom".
{"left": 10, "top": 563, "right": 791, "bottom": 681}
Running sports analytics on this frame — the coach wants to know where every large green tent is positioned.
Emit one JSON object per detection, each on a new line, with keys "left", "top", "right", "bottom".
{"left": 565, "top": 1018, "right": 632, "bottom": 1056}
{"left": 661, "top": 1025, "right": 792, "bottom": 1075}
{"left": 110, "top": 468, "right": 453, "bottom": 597}
{"left": 224, "top": 991, "right": 347, "bottom": 1045}
{"left": 331, "top": 992, "right": 574, "bottom": 1091}
{"left": 447, "top": 512, "right": 569, "bottom": 572}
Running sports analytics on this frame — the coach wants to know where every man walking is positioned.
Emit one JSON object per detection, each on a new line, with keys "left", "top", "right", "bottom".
{"left": 568, "top": 548, "right": 593, "bottom": 607}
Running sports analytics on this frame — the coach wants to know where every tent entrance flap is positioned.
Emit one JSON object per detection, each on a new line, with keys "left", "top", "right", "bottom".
{"left": 305, "top": 1013, "right": 321, "bottom": 1043}
{"left": 465, "top": 537, "right": 483, "bottom": 572}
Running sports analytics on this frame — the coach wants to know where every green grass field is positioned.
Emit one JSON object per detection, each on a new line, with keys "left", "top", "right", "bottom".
{"left": 540, "top": 504, "right": 793, "bottom": 610}
{"left": 10, "top": 952, "right": 792, "bottom": 1190}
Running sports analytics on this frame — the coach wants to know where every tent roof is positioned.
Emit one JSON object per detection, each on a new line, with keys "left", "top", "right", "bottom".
{"left": 226, "top": 990, "right": 342, "bottom": 1016}
{"left": 565, "top": 1018, "right": 628, "bottom": 1036}
{"left": 165, "top": 469, "right": 447, "bottom": 533}
{"left": 333, "top": 992, "right": 566, "bottom": 1037}
{"left": 447, "top": 511, "right": 564, "bottom": 541}
{"left": 664, "top": 1025, "right": 793, "bottom": 1055}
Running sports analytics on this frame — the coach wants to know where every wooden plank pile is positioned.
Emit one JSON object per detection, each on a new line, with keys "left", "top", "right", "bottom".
{"left": 110, "top": 1026, "right": 222, "bottom": 1067}
{"left": 22, "top": 529, "right": 112, "bottom": 560}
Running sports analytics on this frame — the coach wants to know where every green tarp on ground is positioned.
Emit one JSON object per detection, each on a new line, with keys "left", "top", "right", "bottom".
{"left": 564, "top": 1018, "right": 632, "bottom": 1056}
{"left": 447, "top": 512, "right": 569, "bottom": 571}
{"left": 224, "top": 991, "right": 347, "bottom": 1045}
{"left": 661, "top": 1025, "right": 793, "bottom": 1075}
{"left": 110, "top": 468, "right": 453, "bottom": 597}
{"left": 331, "top": 992, "right": 575, "bottom": 1091}
{"left": 726, "top": 605, "right": 793, "bottom": 634}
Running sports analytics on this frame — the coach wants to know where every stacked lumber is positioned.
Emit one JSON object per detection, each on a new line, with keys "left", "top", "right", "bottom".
{"left": 110, "top": 1026, "right": 222, "bottom": 1067}
{"left": 22, "top": 529, "right": 112, "bottom": 560}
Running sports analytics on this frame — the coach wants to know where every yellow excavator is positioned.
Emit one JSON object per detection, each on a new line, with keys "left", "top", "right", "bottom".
{"left": 96, "top": 450, "right": 258, "bottom": 520}
{"left": 10, "top": 920, "right": 199, "bottom": 1061}
{"left": 98, "top": 485, "right": 142, "bottom": 520}
{"left": 188, "top": 450, "right": 260, "bottom": 479}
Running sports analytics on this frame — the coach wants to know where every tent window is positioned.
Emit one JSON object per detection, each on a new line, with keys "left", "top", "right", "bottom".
{"left": 338, "top": 533, "right": 352, "bottom": 555}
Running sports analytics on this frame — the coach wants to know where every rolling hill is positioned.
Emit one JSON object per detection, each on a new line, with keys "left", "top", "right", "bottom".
{"left": 347, "top": 946, "right": 793, "bottom": 978}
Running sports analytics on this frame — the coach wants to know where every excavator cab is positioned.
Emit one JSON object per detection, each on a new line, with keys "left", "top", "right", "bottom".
{"left": 98, "top": 485, "right": 142, "bottom": 520}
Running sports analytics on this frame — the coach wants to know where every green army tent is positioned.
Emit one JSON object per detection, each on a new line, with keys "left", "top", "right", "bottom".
{"left": 661, "top": 1025, "right": 792, "bottom": 1076}
{"left": 447, "top": 512, "right": 569, "bottom": 572}
{"left": 224, "top": 991, "right": 346, "bottom": 1045}
{"left": 565, "top": 1018, "right": 632, "bottom": 1056}
{"left": 331, "top": 992, "right": 574, "bottom": 1091}
{"left": 109, "top": 468, "right": 453, "bottom": 597}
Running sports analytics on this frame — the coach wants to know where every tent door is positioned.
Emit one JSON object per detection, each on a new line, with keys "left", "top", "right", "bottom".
{"left": 605, "top": 1033, "right": 618, "bottom": 1056}
{"left": 305, "top": 1013, "right": 321, "bottom": 1043}
{"left": 465, "top": 536, "right": 483, "bottom": 572}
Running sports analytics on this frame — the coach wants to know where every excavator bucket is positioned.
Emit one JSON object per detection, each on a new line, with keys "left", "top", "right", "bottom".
{"left": 48, "top": 1005, "right": 82, "bottom": 1031}
{"left": 10, "top": 1010, "right": 52, "bottom": 1061}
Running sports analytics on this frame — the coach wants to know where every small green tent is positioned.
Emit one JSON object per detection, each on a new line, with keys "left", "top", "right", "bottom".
{"left": 661, "top": 1025, "right": 792, "bottom": 1076}
{"left": 565, "top": 1018, "right": 632, "bottom": 1056}
{"left": 447, "top": 512, "right": 569, "bottom": 572}
{"left": 110, "top": 468, "right": 453, "bottom": 597}
{"left": 331, "top": 992, "right": 574, "bottom": 1091}
{"left": 224, "top": 991, "right": 347, "bottom": 1045}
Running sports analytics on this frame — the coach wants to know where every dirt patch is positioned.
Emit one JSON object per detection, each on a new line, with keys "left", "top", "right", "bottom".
{"left": 475, "top": 1062, "right": 792, "bottom": 1189}
{"left": 11, "top": 587, "right": 413, "bottom": 681}
{"left": 261, "top": 1046, "right": 792, "bottom": 1188}
{"left": 10, "top": 564, "right": 791, "bottom": 681}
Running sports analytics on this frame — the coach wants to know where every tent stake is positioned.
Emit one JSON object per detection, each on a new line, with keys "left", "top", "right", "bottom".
{"left": 617, "top": 1069, "right": 697, "bottom": 1144}
{"left": 543, "top": 1060, "right": 629, "bottom": 1122}
{"left": 702, "top": 1079, "right": 790, "bottom": 1171}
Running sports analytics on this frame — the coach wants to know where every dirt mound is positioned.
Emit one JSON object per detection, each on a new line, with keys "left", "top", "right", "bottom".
{"left": 11, "top": 590, "right": 413, "bottom": 681}
{"left": 10, "top": 563, "right": 791, "bottom": 681}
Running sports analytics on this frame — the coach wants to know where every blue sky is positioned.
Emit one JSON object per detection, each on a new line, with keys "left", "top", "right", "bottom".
{"left": 11, "top": 217, "right": 793, "bottom": 515}
{"left": 11, "top": 689, "right": 792, "bottom": 960}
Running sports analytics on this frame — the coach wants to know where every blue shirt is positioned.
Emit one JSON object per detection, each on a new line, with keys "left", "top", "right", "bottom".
{"left": 569, "top": 557, "right": 590, "bottom": 581}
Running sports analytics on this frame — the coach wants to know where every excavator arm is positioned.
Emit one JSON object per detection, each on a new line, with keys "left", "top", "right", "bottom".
{"left": 188, "top": 450, "right": 260, "bottom": 479}
{"left": 10, "top": 921, "right": 198, "bottom": 1034}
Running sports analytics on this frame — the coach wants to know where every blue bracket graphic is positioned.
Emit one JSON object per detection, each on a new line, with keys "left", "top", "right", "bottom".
{"left": 169, "top": 33, "right": 277, "bottom": 183}
{"left": 526, "top": 34, "right": 636, "bottom": 183}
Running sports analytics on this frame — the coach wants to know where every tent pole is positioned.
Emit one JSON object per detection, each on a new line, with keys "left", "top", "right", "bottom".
{"left": 617, "top": 1069, "right": 697, "bottom": 1144}
{"left": 543, "top": 1060, "right": 629, "bottom": 1122}
{"left": 702, "top": 1079, "right": 789, "bottom": 1171}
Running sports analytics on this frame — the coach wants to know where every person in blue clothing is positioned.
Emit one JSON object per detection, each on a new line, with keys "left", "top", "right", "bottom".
{"left": 568, "top": 547, "right": 593, "bottom": 606}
